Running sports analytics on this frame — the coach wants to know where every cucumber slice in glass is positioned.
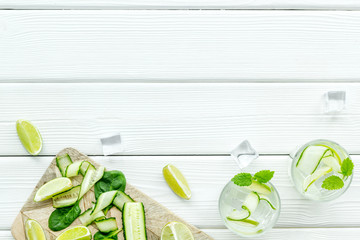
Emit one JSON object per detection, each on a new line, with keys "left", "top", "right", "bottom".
{"left": 303, "top": 166, "right": 332, "bottom": 192}
{"left": 296, "top": 146, "right": 329, "bottom": 175}
{"left": 243, "top": 181, "right": 271, "bottom": 195}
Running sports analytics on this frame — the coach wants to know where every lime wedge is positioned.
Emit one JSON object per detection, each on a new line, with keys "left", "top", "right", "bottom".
{"left": 25, "top": 219, "right": 46, "bottom": 240}
{"left": 34, "top": 177, "right": 72, "bottom": 202}
{"left": 163, "top": 164, "right": 191, "bottom": 200}
{"left": 161, "top": 222, "right": 194, "bottom": 240}
{"left": 55, "top": 226, "right": 91, "bottom": 240}
{"left": 16, "top": 119, "right": 43, "bottom": 156}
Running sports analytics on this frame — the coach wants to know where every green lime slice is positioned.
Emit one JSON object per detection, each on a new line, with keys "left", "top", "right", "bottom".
{"left": 34, "top": 177, "right": 73, "bottom": 202}
{"left": 16, "top": 119, "right": 43, "bottom": 156}
{"left": 163, "top": 164, "right": 191, "bottom": 200}
{"left": 161, "top": 222, "right": 194, "bottom": 240}
{"left": 25, "top": 219, "right": 46, "bottom": 240}
{"left": 55, "top": 226, "right": 91, "bottom": 240}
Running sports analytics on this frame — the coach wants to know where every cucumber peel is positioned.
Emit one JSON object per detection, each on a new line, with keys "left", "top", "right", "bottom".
{"left": 52, "top": 186, "right": 81, "bottom": 208}
{"left": 113, "top": 191, "right": 134, "bottom": 211}
{"left": 56, "top": 154, "right": 73, "bottom": 177}
{"left": 91, "top": 190, "right": 118, "bottom": 216}
{"left": 95, "top": 217, "right": 118, "bottom": 233}
{"left": 78, "top": 165, "right": 105, "bottom": 200}
{"left": 65, "top": 161, "right": 84, "bottom": 178}
{"left": 79, "top": 208, "right": 106, "bottom": 226}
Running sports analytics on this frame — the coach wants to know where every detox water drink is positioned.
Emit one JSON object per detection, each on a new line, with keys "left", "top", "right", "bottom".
{"left": 218, "top": 181, "right": 281, "bottom": 237}
{"left": 290, "top": 139, "right": 353, "bottom": 201}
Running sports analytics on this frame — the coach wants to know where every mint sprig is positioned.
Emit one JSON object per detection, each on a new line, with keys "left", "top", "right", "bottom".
{"left": 322, "top": 175, "right": 344, "bottom": 190}
{"left": 254, "top": 170, "right": 274, "bottom": 184}
{"left": 232, "top": 170, "right": 274, "bottom": 187}
{"left": 341, "top": 158, "right": 354, "bottom": 178}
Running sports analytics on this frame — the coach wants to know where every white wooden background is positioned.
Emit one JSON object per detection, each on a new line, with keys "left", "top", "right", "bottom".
{"left": 1, "top": 2, "right": 360, "bottom": 240}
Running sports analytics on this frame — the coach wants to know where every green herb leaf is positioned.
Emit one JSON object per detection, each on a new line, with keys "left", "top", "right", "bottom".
{"left": 341, "top": 158, "right": 354, "bottom": 177}
{"left": 321, "top": 175, "right": 344, "bottom": 190}
{"left": 95, "top": 170, "right": 126, "bottom": 199}
{"left": 231, "top": 173, "right": 253, "bottom": 187}
{"left": 253, "top": 170, "right": 274, "bottom": 183}
{"left": 48, "top": 202, "right": 81, "bottom": 231}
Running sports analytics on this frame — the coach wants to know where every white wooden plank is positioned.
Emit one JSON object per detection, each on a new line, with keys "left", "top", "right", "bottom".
{"left": 2, "top": 11, "right": 360, "bottom": 82}
{"left": 0, "top": 231, "right": 12, "bottom": 240}
{"left": 0, "top": 83, "right": 360, "bottom": 155}
{"left": 205, "top": 228, "right": 360, "bottom": 240}
{"left": 1, "top": 155, "right": 360, "bottom": 230}
{"left": 1, "top": 0, "right": 360, "bottom": 10}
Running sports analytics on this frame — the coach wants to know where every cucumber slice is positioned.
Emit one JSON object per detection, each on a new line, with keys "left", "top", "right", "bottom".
{"left": 243, "top": 181, "right": 271, "bottom": 195}
{"left": 228, "top": 218, "right": 259, "bottom": 228}
{"left": 323, "top": 156, "right": 341, "bottom": 173}
{"left": 80, "top": 161, "right": 95, "bottom": 176}
{"left": 79, "top": 208, "right": 106, "bottom": 226}
{"left": 242, "top": 192, "right": 259, "bottom": 214}
{"left": 226, "top": 209, "right": 250, "bottom": 221}
{"left": 95, "top": 218, "right": 118, "bottom": 233}
{"left": 296, "top": 146, "right": 329, "bottom": 175}
{"left": 123, "top": 202, "right": 147, "bottom": 240}
{"left": 78, "top": 166, "right": 105, "bottom": 200}
{"left": 303, "top": 166, "right": 332, "bottom": 192}
{"left": 91, "top": 191, "right": 118, "bottom": 216}
{"left": 56, "top": 154, "right": 73, "bottom": 177}
{"left": 52, "top": 186, "right": 81, "bottom": 208}
{"left": 256, "top": 193, "right": 276, "bottom": 210}
{"left": 65, "top": 161, "right": 84, "bottom": 178}
{"left": 113, "top": 191, "right": 134, "bottom": 211}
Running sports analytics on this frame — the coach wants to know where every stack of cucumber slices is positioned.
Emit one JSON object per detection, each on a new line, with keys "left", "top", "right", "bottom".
{"left": 295, "top": 144, "right": 353, "bottom": 192}
{"left": 32, "top": 154, "right": 148, "bottom": 240}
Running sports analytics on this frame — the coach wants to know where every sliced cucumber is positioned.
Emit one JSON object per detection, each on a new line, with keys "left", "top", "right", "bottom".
{"left": 243, "top": 180, "right": 271, "bottom": 195}
{"left": 79, "top": 207, "right": 106, "bottom": 226}
{"left": 226, "top": 209, "right": 250, "bottom": 221}
{"left": 227, "top": 218, "right": 259, "bottom": 228}
{"left": 296, "top": 146, "right": 329, "bottom": 175}
{"left": 52, "top": 185, "right": 81, "bottom": 208}
{"left": 80, "top": 161, "right": 95, "bottom": 176}
{"left": 123, "top": 202, "right": 147, "bottom": 240}
{"left": 256, "top": 193, "right": 276, "bottom": 210}
{"left": 78, "top": 165, "right": 105, "bottom": 200}
{"left": 323, "top": 156, "right": 341, "bottom": 173}
{"left": 95, "top": 217, "right": 118, "bottom": 233}
{"left": 113, "top": 191, "right": 134, "bottom": 211}
{"left": 303, "top": 166, "right": 332, "bottom": 192}
{"left": 91, "top": 190, "right": 118, "bottom": 216}
{"left": 242, "top": 192, "right": 259, "bottom": 214}
{"left": 65, "top": 161, "right": 84, "bottom": 178}
{"left": 56, "top": 154, "right": 73, "bottom": 177}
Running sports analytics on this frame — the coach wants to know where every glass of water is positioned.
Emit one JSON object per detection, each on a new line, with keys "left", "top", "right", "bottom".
{"left": 218, "top": 180, "right": 281, "bottom": 237}
{"left": 290, "top": 139, "right": 353, "bottom": 201}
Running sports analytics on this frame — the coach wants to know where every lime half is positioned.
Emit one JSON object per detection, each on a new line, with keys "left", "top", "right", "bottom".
{"left": 16, "top": 119, "right": 43, "bottom": 155}
{"left": 161, "top": 222, "right": 194, "bottom": 240}
{"left": 163, "top": 164, "right": 191, "bottom": 200}
{"left": 34, "top": 177, "right": 72, "bottom": 202}
{"left": 25, "top": 219, "right": 46, "bottom": 240}
{"left": 55, "top": 226, "right": 91, "bottom": 240}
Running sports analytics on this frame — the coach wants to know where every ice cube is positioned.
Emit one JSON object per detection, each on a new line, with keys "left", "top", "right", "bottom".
{"left": 100, "top": 133, "right": 123, "bottom": 156}
{"left": 324, "top": 91, "right": 346, "bottom": 113}
{"left": 231, "top": 140, "right": 259, "bottom": 169}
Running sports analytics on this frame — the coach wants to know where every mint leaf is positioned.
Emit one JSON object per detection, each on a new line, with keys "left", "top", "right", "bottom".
{"left": 253, "top": 170, "right": 274, "bottom": 183}
{"left": 321, "top": 175, "right": 344, "bottom": 190}
{"left": 231, "top": 173, "right": 252, "bottom": 187}
{"left": 341, "top": 158, "right": 354, "bottom": 177}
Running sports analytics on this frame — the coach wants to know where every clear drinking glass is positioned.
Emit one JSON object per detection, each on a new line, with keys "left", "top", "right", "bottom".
{"left": 218, "top": 181, "right": 281, "bottom": 237}
{"left": 290, "top": 139, "right": 353, "bottom": 201}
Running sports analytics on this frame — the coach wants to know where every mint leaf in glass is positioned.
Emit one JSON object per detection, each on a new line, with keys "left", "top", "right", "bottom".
{"left": 253, "top": 170, "right": 274, "bottom": 183}
{"left": 231, "top": 173, "right": 253, "bottom": 187}
{"left": 341, "top": 158, "right": 354, "bottom": 177}
{"left": 322, "top": 175, "right": 344, "bottom": 190}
